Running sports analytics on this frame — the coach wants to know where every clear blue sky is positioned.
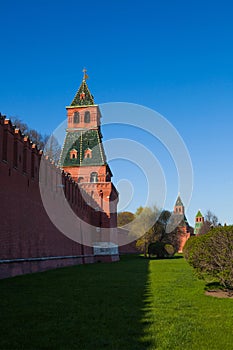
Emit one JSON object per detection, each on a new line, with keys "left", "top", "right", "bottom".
{"left": 1, "top": 0, "right": 233, "bottom": 225}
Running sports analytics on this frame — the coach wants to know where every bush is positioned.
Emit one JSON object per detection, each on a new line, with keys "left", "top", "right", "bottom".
{"left": 148, "top": 242, "right": 175, "bottom": 258}
{"left": 183, "top": 226, "right": 233, "bottom": 289}
{"left": 164, "top": 243, "right": 175, "bottom": 257}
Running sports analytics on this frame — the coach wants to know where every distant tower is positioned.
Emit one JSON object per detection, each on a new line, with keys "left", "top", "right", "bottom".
{"left": 173, "top": 195, "right": 190, "bottom": 253}
{"left": 174, "top": 194, "right": 185, "bottom": 215}
{"left": 194, "top": 210, "right": 204, "bottom": 235}
{"left": 59, "top": 70, "right": 118, "bottom": 231}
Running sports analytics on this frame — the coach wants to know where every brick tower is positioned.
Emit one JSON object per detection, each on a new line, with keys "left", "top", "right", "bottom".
{"left": 174, "top": 195, "right": 185, "bottom": 215}
{"left": 173, "top": 195, "right": 190, "bottom": 252}
{"left": 194, "top": 210, "right": 204, "bottom": 235}
{"left": 60, "top": 70, "right": 118, "bottom": 233}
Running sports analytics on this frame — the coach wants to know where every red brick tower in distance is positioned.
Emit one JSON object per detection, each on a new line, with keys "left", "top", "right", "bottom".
{"left": 173, "top": 195, "right": 191, "bottom": 253}
{"left": 174, "top": 195, "right": 185, "bottom": 215}
{"left": 60, "top": 70, "right": 118, "bottom": 240}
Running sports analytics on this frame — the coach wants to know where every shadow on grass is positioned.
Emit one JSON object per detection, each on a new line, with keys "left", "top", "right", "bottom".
{"left": 204, "top": 281, "right": 225, "bottom": 291}
{"left": 148, "top": 255, "right": 184, "bottom": 261}
{"left": 0, "top": 254, "right": 152, "bottom": 350}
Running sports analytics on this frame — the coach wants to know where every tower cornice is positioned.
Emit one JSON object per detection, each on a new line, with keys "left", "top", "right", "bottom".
{"left": 66, "top": 104, "right": 98, "bottom": 109}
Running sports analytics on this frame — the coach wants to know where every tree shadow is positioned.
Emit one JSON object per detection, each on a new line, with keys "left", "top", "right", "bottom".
{"left": 0, "top": 254, "right": 153, "bottom": 350}
{"left": 204, "top": 281, "right": 224, "bottom": 290}
{"left": 148, "top": 254, "right": 183, "bottom": 260}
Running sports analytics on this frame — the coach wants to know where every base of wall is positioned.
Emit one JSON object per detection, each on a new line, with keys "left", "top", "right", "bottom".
{"left": 0, "top": 255, "right": 95, "bottom": 279}
{"left": 94, "top": 254, "right": 120, "bottom": 263}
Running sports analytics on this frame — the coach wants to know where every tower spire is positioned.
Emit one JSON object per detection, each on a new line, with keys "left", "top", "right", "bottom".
{"left": 70, "top": 69, "right": 94, "bottom": 106}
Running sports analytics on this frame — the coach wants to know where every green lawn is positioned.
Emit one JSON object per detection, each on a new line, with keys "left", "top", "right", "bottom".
{"left": 0, "top": 255, "right": 232, "bottom": 349}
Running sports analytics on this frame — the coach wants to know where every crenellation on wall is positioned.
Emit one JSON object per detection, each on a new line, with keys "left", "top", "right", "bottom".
{"left": 0, "top": 115, "right": 41, "bottom": 182}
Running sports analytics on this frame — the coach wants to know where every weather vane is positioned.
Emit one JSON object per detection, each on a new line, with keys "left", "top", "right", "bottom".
{"left": 82, "top": 68, "right": 88, "bottom": 81}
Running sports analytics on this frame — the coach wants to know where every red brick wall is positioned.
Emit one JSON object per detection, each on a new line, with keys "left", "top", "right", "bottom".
{"left": 177, "top": 226, "right": 190, "bottom": 253}
{"left": 117, "top": 228, "right": 140, "bottom": 254}
{"left": 0, "top": 116, "right": 111, "bottom": 279}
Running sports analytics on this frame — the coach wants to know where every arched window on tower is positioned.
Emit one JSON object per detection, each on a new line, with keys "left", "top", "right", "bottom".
{"left": 84, "top": 111, "right": 90, "bottom": 123}
{"left": 90, "top": 172, "right": 98, "bottom": 183}
{"left": 73, "top": 112, "right": 80, "bottom": 124}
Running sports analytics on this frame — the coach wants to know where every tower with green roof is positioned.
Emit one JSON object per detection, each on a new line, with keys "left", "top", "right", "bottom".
{"left": 194, "top": 210, "right": 204, "bottom": 235}
{"left": 60, "top": 70, "right": 118, "bottom": 225}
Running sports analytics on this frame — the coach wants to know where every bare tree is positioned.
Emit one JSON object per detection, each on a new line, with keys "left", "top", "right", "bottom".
{"left": 199, "top": 210, "right": 220, "bottom": 235}
{"left": 205, "top": 210, "right": 218, "bottom": 227}
{"left": 28, "top": 129, "right": 45, "bottom": 150}
{"left": 11, "top": 117, "right": 29, "bottom": 134}
{"left": 10, "top": 116, "right": 61, "bottom": 163}
{"left": 199, "top": 221, "right": 212, "bottom": 235}
{"left": 11, "top": 117, "right": 45, "bottom": 149}
{"left": 43, "top": 135, "right": 61, "bottom": 165}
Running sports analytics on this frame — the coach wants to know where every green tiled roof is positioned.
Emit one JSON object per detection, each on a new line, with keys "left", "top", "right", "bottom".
{"left": 175, "top": 195, "right": 184, "bottom": 207}
{"left": 70, "top": 80, "right": 94, "bottom": 106}
{"left": 196, "top": 210, "right": 203, "bottom": 218}
{"left": 59, "top": 129, "right": 106, "bottom": 167}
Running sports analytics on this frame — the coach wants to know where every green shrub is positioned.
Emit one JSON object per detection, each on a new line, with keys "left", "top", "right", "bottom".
{"left": 148, "top": 241, "right": 175, "bottom": 258}
{"left": 183, "top": 226, "right": 233, "bottom": 289}
{"left": 148, "top": 242, "right": 165, "bottom": 258}
{"left": 164, "top": 243, "right": 175, "bottom": 257}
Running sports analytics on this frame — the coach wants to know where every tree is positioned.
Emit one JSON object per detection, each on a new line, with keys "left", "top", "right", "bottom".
{"left": 130, "top": 206, "right": 159, "bottom": 257}
{"left": 10, "top": 116, "right": 61, "bottom": 164}
{"left": 152, "top": 210, "right": 180, "bottom": 254}
{"left": 205, "top": 210, "right": 218, "bottom": 227}
{"left": 28, "top": 129, "right": 45, "bottom": 150}
{"left": 198, "top": 221, "right": 212, "bottom": 235}
{"left": 11, "top": 117, "right": 47, "bottom": 150}
{"left": 148, "top": 241, "right": 166, "bottom": 258}
{"left": 183, "top": 226, "right": 233, "bottom": 290}
{"left": 43, "top": 135, "right": 61, "bottom": 165}
{"left": 199, "top": 210, "right": 220, "bottom": 235}
{"left": 132, "top": 208, "right": 180, "bottom": 258}
{"left": 117, "top": 211, "right": 135, "bottom": 227}
{"left": 11, "top": 117, "right": 28, "bottom": 134}
{"left": 148, "top": 241, "right": 175, "bottom": 258}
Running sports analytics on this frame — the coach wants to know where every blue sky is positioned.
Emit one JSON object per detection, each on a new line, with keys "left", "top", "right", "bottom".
{"left": 1, "top": 0, "right": 233, "bottom": 225}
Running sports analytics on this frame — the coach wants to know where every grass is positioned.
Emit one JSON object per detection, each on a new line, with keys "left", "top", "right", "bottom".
{"left": 0, "top": 255, "right": 232, "bottom": 349}
{"left": 144, "top": 257, "right": 233, "bottom": 349}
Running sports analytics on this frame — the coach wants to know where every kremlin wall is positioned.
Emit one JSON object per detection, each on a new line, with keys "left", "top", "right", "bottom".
{"left": 0, "top": 115, "right": 119, "bottom": 279}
